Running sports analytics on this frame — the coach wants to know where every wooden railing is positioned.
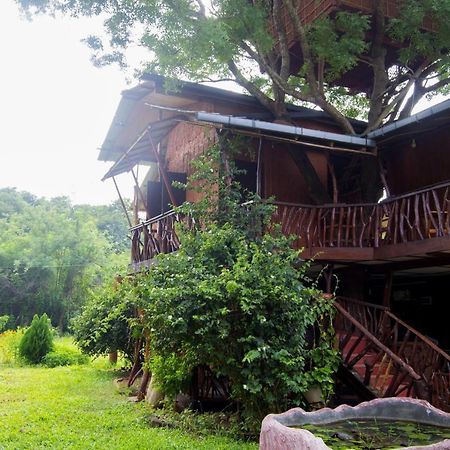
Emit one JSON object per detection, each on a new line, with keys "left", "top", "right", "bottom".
{"left": 273, "top": 181, "right": 450, "bottom": 250}
{"left": 129, "top": 181, "right": 450, "bottom": 263}
{"left": 130, "top": 211, "right": 194, "bottom": 264}
{"left": 335, "top": 297, "right": 450, "bottom": 411}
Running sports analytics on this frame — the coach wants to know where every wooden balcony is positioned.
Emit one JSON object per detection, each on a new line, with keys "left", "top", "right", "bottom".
{"left": 130, "top": 210, "right": 195, "bottom": 270}
{"left": 130, "top": 181, "right": 450, "bottom": 266}
{"left": 273, "top": 180, "right": 450, "bottom": 261}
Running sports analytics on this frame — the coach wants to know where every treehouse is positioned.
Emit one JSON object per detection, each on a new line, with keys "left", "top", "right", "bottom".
{"left": 272, "top": 0, "right": 437, "bottom": 93}
{"left": 100, "top": 73, "right": 450, "bottom": 411}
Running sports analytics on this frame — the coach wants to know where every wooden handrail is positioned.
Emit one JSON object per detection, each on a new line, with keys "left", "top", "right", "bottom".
{"left": 380, "top": 180, "right": 450, "bottom": 204}
{"left": 272, "top": 180, "right": 450, "bottom": 210}
{"left": 272, "top": 181, "right": 450, "bottom": 249}
{"left": 334, "top": 302, "right": 422, "bottom": 381}
{"left": 384, "top": 310, "right": 450, "bottom": 364}
{"left": 337, "top": 296, "right": 389, "bottom": 312}
{"left": 337, "top": 297, "right": 450, "bottom": 365}
{"left": 335, "top": 296, "right": 450, "bottom": 410}
{"left": 129, "top": 209, "right": 179, "bottom": 232}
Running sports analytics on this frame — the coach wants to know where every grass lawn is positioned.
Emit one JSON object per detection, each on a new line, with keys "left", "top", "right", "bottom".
{"left": 0, "top": 362, "right": 258, "bottom": 449}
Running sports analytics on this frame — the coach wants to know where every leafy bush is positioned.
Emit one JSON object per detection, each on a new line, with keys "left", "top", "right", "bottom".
{"left": 72, "top": 279, "right": 136, "bottom": 361}
{"left": 42, "top": 347, "right": 88, "bottom": 368}
{"left": 18, "top": 314, "right": 53, "bottom": 364}
{"left": 133, "top": 222, "right": 339, "bottom": 429}
{"left": 0, "top": 315, "right": 11, "bottom": 332}
{"left": 0, "top": 328, "right": 25, "bottom": 364}
{"left": 149, "top": 352, "right": 196, "bottom": 400}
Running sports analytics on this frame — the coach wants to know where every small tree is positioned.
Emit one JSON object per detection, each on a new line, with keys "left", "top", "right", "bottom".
{"left": 19, "top": 313, "right": 53, "bottom": 364}
{"left": 72, "top": 279, "right": 136, "bottom": 362}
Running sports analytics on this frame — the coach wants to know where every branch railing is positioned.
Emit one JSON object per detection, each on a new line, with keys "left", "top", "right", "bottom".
{"left": 335, "top": 297, "right": 450, "bottom": 411}
{"left": 129, "top": 181, "right": 450, "bottom": 263}
{"left": 273, "top": 180, "right": 450, "bottom": 250}
{"left": 130, "top": 210, "right": 194, "bottom": 264}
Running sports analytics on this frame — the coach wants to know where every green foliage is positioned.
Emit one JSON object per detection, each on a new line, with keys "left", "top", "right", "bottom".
{"left": 0, "top": 315, "right": 11, "bottom": 332}
{"left": 149, "top": 352, "right": 196, "bottom": 400}
{"left": 16, "top": 0, "right": 450, "bottom": 130}
{"left": 18, "top": 314, "right": 54, "bottom": 364}
{"left": 0, "top": 188, "right": 128, "bottom": 330}
{"left": 309, "top": 12, "right": 370, "bottom": 82}
{"left": 42, "top": 347, "right": 88, "bottom": 368}
{"left": 0, "top": 364, "right": 257, "bottom": 449}
{"left": 145, "top": 407, "right": 251, "bottom": 442}
{"left": 72, "top": 278, "right": 136, "bottom": 361}
{"left": 0, "top": 328, "right": 25, "bottom": 365}
{"left": 176, "top": 134, "right": 274, "bottom": 237}
{"left": 133, "top": 220, "right": 339, "bottom": 429}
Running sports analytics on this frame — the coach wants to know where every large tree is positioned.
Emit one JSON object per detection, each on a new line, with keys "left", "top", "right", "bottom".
{"left": 16, "top": 0, "right": 450, "bottom": 135}
{"left": 0, "top": 189, "right": 128, "bottom": 329}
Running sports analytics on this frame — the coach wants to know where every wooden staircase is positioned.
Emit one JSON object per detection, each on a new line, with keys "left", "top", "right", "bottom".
{"left": 334, "top": 297, "right": 450, "bottom": 412}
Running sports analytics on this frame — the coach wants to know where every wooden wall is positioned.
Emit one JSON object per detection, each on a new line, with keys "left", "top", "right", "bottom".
{"left": 263, "top": 143, "right": 328, "bottom": 204}
{"left": 162, "top": 99, "right": 352, "bottom": 206}
{"left": 384, "top": 126, "right": 450, "bottom": 195}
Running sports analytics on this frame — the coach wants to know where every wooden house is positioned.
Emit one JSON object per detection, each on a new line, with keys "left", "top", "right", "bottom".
{"left": 100, "top": 73, "right": 450, "bottom": 410}
{"left": 270, "top": 0, "right": 437, "bottom": 93}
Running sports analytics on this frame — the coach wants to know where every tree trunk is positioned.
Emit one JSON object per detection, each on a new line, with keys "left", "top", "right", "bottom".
{"left": 128, "top": 338, "right": 142, "bottom": 387}
{"left": 108, "top": 351, "right": 118, "bottom": 365}
{"left": 287, "top": 145, "right": 331, "bottom": 204}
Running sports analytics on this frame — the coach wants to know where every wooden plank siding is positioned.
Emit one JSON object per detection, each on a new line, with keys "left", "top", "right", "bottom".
{"left": 383, "top": 127, "right": 450, "bottom": 196}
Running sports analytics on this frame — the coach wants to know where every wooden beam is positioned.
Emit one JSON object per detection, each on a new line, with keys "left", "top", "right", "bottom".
{"left": 149, "top": 134, "right": 178, "bottom": 208}
{"left": 131, "top": 168, "right": 151, "bottom": 219}
{"left": 374, "top": 235, "right": 450, "bottom": 259}
{"left": 383, "top": 271, "right": 393, "bottom": 307}
{"left": 287, "top": 144, "right": 331, "bottom": 204}
{"left": 112, "top": 176, "right": 132, "bottom": 228}
{"left": 256, "top": 137, "right": 263, "bottom": 197}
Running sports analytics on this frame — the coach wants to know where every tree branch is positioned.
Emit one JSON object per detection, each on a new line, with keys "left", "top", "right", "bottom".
{"left": 284, "top": 0, "right": 319, "bottom": 91}
{"left": 272, "top": 0, "right": 290, "bottom": 82}
{"left": 227, "top": 60, "right": 276, "bottom": 114}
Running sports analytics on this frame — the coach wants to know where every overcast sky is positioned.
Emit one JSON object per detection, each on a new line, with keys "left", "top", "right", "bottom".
{"left": 0, "top": 0, "right": 136, "bottom": 205}
{"left": 1, "top": 1, "right": 448, "bottom": 206}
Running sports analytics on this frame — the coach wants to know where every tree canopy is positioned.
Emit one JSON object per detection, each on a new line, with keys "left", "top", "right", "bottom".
{"left": 0, "top": 188, "right": 129, "bottom": 330}
{"left": 16, "top": 0, "right": 450, "bottom": 134}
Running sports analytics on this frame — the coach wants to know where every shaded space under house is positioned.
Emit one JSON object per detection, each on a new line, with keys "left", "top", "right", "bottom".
{"left": 99, "top": 71, "right": 450, "bottom": 411}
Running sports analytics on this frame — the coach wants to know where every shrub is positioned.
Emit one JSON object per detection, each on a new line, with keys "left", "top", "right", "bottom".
{"left": 18, "top": 314, "right": 53, "bottom": 364}
{"left": 72, "top": 278, "right": 136, "bottom": 362}
{"left": 0, "top": 315, "right": 11, "bottom": 332}
{"left": 0, "top": 328, "right": 24, "bottom": 364}
{"left": 133, "top": 222, "right": 339, "bottom": 430}
{"left": 42, "top": 347, "right": 88, "bottom": 368}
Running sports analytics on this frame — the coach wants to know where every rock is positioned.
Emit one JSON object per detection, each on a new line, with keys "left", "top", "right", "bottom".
{"left": 174, "top": 393, "right": 191, "bottom": 412}
{"left": 145, "top": 376, "right": 164, "bottom": 407}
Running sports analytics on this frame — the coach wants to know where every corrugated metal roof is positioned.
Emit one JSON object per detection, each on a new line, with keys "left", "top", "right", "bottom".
{"left": 101, "top": 116, "right": 185, "bottom": 180}
{"left": 367, "top": 98, "right": 450, "bottom": 140}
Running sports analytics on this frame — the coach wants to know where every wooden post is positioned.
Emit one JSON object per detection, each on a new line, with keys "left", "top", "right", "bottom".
{"left": 326, "top": 155, "right": 339, "bottom": 204}
{"left": 112, "top": 176, "right": 132, "bottom": 228}
{"left": 149, "top": 134, "right": 178, "bottom": 208}
{"left": 383, "top": 271, "right": 393, "bottom": 308}
{"left": 131, "top": 168, "right": 151, "bottom": 219}
{"left": 256, "top": 137, "right": 263, "bottom": 197}
{"left": 324, "top": 264, "right": 335, "bottom": 294}
{"left": 378, "top": 157, "right": 391, "bottom": 198}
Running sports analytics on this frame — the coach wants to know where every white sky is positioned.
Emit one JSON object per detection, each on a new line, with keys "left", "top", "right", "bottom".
{"left": 0, "top": 0, "right": 135, "bottom": 205}
{"left": 0, "top": 1, "right": 447, "bottom": 206}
